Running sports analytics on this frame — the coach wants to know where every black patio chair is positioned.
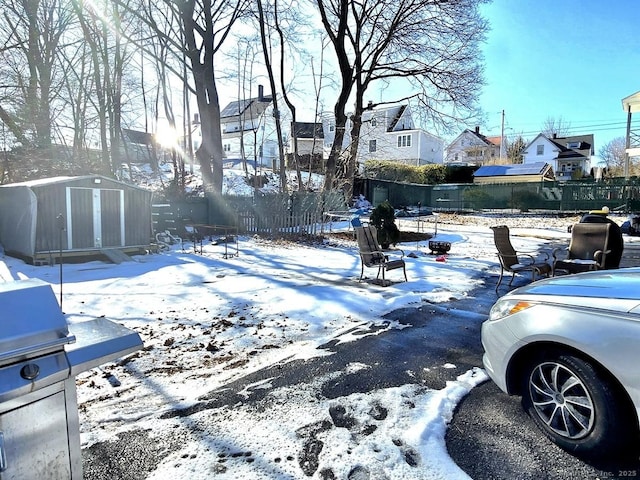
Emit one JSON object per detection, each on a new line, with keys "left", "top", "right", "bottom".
{"left": 491, "top": 225, "right": 551, "bottom": 291}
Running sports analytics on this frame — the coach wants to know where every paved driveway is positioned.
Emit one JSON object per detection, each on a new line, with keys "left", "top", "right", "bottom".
{"left": 83, "top": 242, "right": 640, "bottom": 479}
{"left": 445, "top": 241, "right": 640, "bottom": 479}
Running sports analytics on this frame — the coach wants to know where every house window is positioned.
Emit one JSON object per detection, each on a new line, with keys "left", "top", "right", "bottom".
{"left": 536, "top": 145, "right": 544, "bottom": 155}
{"left": 369, "top": 140, "right": 377, "bottom": 153}
{"left": 567, "top": 141, "right": 581, "bottom": 149}
{"left": 329, "top": 123, "right": 335, "bottom": 132}
{"left": 371, "top": 117, "right": 377, "bottom": 127}
{"left": 223, "top": 144, "right": 231, "bottom": 152}
{"left": 397, "top": 134, "right": 412, "bottom": 148}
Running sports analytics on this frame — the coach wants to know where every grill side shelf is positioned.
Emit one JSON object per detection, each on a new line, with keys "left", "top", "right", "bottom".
{"left": 65, "top": 318, "right": 143, "bottom": 376}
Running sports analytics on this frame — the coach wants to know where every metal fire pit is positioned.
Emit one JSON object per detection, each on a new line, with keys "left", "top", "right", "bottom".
{"left": 428, "top": 240, "right": 451, "bottom": 255}
{"left": 0, "top": 278, "right": 143, "bottom": 479}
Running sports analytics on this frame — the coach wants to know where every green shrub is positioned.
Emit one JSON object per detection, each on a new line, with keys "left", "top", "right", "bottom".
{"left": 369, "top": 200, "right": 400, "bottom": 247}
{"left": 363, "top": 160, "right": 448, "bottom": 185}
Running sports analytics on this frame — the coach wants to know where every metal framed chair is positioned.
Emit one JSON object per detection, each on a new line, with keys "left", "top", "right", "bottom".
{"left": 490, "top": 225, "right": 551, "bottom": 291}
{"left": 552, "top": 223, "right": 611, "bottom": 275}
{"left": 355, "top": 225, "right": 407, "bottom": 285}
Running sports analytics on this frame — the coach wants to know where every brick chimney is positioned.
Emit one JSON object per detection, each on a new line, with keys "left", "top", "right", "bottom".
{"left": 475, "top": 126, "right": 480, "bottom": 134}
{"left": 258, "top": 85, "right": 264, "bottom": 101}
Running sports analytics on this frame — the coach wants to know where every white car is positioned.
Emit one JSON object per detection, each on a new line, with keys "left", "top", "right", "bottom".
{"left": 482, "top": 268, "right": 640, "bottom": 457}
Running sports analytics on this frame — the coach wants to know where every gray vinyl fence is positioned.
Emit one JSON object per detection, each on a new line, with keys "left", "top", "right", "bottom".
{"left": 152, "top": 191, "right": 348, "bottom": 238}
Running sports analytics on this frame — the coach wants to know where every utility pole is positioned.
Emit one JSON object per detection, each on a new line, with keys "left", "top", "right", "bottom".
{"left": 500, "top": 109, "right": 505, "bottom": 159}
{"left": 625, "top": 104, "right": 631, "bottom": 179}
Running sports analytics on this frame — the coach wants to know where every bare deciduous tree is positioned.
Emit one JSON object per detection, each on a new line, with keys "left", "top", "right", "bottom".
{"left": 255, "top": 0, "right": 288, "bottom": 192}
{"left": 315, "top": 0, "right": 489, "bottom": 197}
{"left": 179, "top": 0, "right": 249, "bottom": 193}
{"left": 0, "top": 0, "right": 73, "bottom": 150}
{"left": 123, "top": 0, "right": 249, "bottom": 193}
{"left": 542, "top": 116, "right": 572, "bottom": 138}
{"left": 599, "top": 136, "right": 639, "bottom": 176}
{"left": 506, "top": 135, "right": 527, "bottom": 164}
{"left": 72, "top": 0, "right": 135, "bottom": 174}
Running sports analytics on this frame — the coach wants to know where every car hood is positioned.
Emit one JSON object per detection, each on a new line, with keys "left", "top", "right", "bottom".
{"left": 503, "top": 267, "right": 640, "bottom": 312}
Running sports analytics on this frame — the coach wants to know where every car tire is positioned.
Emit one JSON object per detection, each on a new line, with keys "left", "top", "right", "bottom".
{"left": 522, "top": 352, "right": 635, "bottom": 458}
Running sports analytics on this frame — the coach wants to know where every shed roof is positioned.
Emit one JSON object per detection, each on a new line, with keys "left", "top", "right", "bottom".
{"left": 0, "top": 175, "right": 150, "bottom": 191}
{"left": 473, "top": 162, "right": 550, "bottom": 177}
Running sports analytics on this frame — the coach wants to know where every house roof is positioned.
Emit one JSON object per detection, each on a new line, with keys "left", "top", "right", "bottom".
{"left": 123, "top": 128, "right": 154, "bottom": 146}
{"left": 473, "top": 162, "right": 551, "bottom": 177}
{"left": 385, "top": 105, "right": 407, "bottom": 132}
{"left": 361, "top": 104, "right": 409, "bottom": 132}
{"left": 447, "top": 128, "right": 499, "bottom": 149}
{"left": 220, "top": 92, "right": 272, "bottom": 120}
{"left": 548, "top": 134, "right": 594, "bottom": 158}
{"left": 293, "top": 122, "right": 324, "bottom": 139}
{"left": 485, "top": 136, "right": 502, "bottom": 146}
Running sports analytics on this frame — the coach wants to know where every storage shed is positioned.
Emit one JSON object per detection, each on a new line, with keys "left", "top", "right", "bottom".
{"left": 0, "top": 175, "right": 153, "bottom": 264}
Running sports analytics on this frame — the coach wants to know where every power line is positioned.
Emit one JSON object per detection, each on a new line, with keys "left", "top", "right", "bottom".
{"left": 484, "top": 118, "right": 640, "bottom": 140}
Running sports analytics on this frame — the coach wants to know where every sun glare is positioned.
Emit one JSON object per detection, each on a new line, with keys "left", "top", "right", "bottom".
{"left": 156, "top": 121, "right": 178, "bottom": 148}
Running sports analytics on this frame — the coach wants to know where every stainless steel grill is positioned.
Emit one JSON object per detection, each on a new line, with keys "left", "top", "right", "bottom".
{"left": 0, "top": 278, "right": 143, "bottom": 479}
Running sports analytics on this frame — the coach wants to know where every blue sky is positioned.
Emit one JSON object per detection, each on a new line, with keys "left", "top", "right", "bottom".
{"left": 479, "top": 0, "right": 640, "bottom": 152}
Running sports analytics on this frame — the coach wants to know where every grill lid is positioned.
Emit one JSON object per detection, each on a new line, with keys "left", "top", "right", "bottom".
{"left": 0, "top": 279, "right": 75, "bottom": 366}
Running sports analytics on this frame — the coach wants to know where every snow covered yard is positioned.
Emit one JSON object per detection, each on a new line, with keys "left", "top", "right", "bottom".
{"left": 0, "top": 214, "right": 600, "bottom": 478}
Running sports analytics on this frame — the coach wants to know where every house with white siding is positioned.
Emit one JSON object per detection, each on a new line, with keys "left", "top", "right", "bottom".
{"left": 522, "top": 133, "right": 594, "bottom": 181}
{"left": 285, "top": 121, "right": 325, "bottom": 172}
{"left": 189, "top": 94, "right": 444, "bottom": 173}
{"left": 321, "top": 103, "right": 444, "bottom": 171}
{"left": 218, "top": 85, "right": 280, "bottom": 170}
{"left": 445, "top": 127, "right": 501, "bottom": 165}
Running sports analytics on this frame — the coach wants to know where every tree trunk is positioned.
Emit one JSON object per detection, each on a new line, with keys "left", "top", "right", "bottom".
{"left": 256, "top": 0, "right": 287, "bottom": 192}
{"left": 180, "top": 0, "right": 223, "bottom": 194}
{"left": 318, "top": 0, "right": 353, "bottom": 193}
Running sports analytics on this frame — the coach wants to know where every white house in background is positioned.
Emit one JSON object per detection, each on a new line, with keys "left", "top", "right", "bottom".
{"left": 321, "top": 104, "right": 444, "bottom": 170}
{"left": 288, "top": 122, "right": 324, "bottom": 157}
{"left": 285, "top": 121, "right": 325, "bottom": 172}
{"left": 523, "top": 133, "right": 594, "bottom": 181}
{"left": 445, "top": 127, "right": 501, "bottom": 165}
{"left": 218, "top": 85, "right": 280, "bottom": 170}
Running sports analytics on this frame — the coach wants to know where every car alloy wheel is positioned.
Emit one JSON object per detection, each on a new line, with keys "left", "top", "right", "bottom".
{"left": 521, "top": 353, "right": 636, "bottom": 457}
{"left": 528, "top": 361, "right": 594, "bottom": 439}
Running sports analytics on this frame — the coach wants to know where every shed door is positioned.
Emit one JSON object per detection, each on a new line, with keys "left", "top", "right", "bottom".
{"left": 66, "top": 187, "right": 125, "bottom": 249}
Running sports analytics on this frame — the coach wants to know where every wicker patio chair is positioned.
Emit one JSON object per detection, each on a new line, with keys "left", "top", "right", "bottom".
{"left": 552, "top": 223, "right": 611, "bottom": 275}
